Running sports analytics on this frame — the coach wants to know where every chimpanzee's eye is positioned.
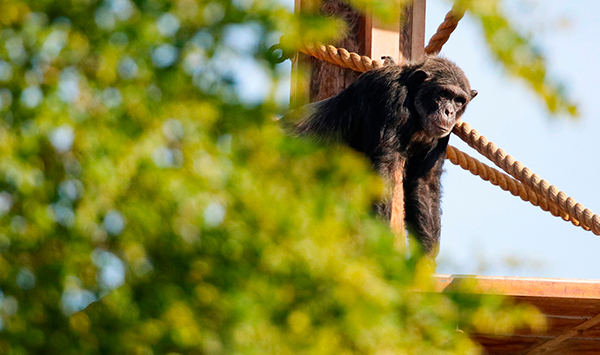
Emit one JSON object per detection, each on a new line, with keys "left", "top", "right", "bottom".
{"left": 439, "top": 89, "right": 451, "bottom": 98}
{"left": 455, "top": 96, "right": 466, "bottom": 105}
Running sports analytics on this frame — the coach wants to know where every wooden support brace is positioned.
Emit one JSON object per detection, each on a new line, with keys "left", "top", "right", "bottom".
{"left": 524, "top": 311, "right": 600, "bottom": 354}
{"left": 364, "top": 0, "right": 402, "bottom": 64}
{"left": 390, "top": 0, "right": 426, "bottom": 248}
{"left": 390, "top": 158, "right": 406, "bottom": 251}
{"left": 400, "top": 0, "right": 426, "bottom": 62}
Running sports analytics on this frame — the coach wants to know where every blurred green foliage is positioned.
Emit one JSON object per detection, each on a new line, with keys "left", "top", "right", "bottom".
{"left": 0, "top": 0, "right": 546, "bottom": 354}
{"left": 455, "top": 0, "right": 577, "bottom": 116}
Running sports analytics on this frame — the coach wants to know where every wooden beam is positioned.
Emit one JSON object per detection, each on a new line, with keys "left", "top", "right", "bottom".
{"left": 299, "top": 0, "right": 364, "bottom": 102}
{"left": 400, "top": 0, "right": 426, "bottom": 61}
{"left": 390, "top": 0, "right": 426, "bottom": 249}
{"left": 524, "top": 311, "right": 600, "bottom": 355}
{"left": 292, "top": 0, "right": 408, "bottom": 102}
{"left": 364, "top": 2, "right": 402, "bottom": 64}
{"left": 436, "top": 275, "right": 600, "bottom": 299}
{"left": 437, "top": 275, "right": 600, "bottom": 354}
{"left": 390, "top": 158, "right": 406, "bottom": 251}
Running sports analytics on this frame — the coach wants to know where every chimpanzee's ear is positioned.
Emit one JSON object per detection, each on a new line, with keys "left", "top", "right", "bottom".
{"left": 409, "top": 69, "right": 429, "bottom": 88}
{"left": 470, "top": 89, "right": 478, "bottom": 99}
{"left": 408, "top": 69, "right": 430, "bottom": 93}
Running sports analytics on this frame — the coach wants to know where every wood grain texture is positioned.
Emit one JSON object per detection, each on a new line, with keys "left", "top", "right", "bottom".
{"left": 309, "top": 0, "right": 364, "bottom": 101}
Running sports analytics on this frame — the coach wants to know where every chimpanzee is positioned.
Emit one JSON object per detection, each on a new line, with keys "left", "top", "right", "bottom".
{"left": 290, "top": 56, "right": 477, "bottom": 256}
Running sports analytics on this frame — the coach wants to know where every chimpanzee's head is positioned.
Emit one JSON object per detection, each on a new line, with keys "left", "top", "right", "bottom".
{"left": 410, "top": 57, "right": 477, "bottom": 137}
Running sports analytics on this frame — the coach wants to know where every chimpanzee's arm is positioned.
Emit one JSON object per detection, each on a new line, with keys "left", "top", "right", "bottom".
{"left": 403, "top": 137, "right": 449, "bottom": 256}
{"left": 290, "top": 66, "right": 409, "bottom": 161}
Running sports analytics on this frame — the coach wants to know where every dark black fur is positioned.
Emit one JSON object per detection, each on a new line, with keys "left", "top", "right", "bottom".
{"left": 291, "top": 57, "right": 477, "bottom": 256}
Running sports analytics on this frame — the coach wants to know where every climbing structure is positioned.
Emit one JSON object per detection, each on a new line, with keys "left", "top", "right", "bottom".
{"left": 293, "top": 40, "right": 600, "bottom": 236}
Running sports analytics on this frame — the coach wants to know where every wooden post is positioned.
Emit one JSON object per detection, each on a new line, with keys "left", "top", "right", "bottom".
{"left": 400, "top": 0, "right": 426, "bottom": 62}
{"left": 292, "top": 0, "right": 364, "bottom": 103}
{"left": 292, "top": 0, "right": 427, "bottom": 252}
{"left": 364, "top": 2, "right": 402, "bottom": 65}
{"left": 390, "top": 157, "right": 406, "bottom": 242}
{"left": 292, "top": 0, "right": 402, "bottom": 102}
{"left": 391, "top": 0, "right": 426, "bottom": 252}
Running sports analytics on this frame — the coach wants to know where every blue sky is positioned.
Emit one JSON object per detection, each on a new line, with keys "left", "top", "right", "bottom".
{"left": 425, "top": 0, "right": 600, "bottom": 279}
{"left": 267, "top": 0, "right": 600, "bottom": 279}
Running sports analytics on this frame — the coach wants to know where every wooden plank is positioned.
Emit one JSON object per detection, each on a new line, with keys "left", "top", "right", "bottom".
{"left": 436, "top": 275, "right": 600, "bottom": 299}
{"left": 309, "top": 0, "right": 364, "bottom": 102}
{"left": 472, "top": 316, "right": 600, "bottom": 338}
{"left": 436, "top": 275, "right": 600, "bottom": 354}
{"left": 364, "top": 1, "right": 402, "bottom": 64}
{"left": 550, "top": 338, "right": 600, "bottom": 355}
{"left": 390, "top": 159, "right": 406, "bottom": 251}
{"left": 364, "top": 3, "right": 405, "bottom": 246}
{"left": 580, "top": 322, "right": 600, "bottom": 338}
{"left": 290, "top": 0, "right": 364, "bottom": 106}
{"left": 390, "top": 0, "right": 426, "bottom": 249}
{"left": 517, "top": 315, "right": 595, "bottom": 337}
{"left": 400, "top": 0, "right": 426, "bottom": 61}
{"left": 524, "top": 311, "right": 600, "bottom": 354}
{"left": 513, "top": 296, "right": 600, "bottom": 318}
{"left": 471, "top": 334, "right": 548, "bottom": 355}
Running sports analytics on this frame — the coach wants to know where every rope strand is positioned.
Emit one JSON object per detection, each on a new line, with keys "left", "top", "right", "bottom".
{"left": 446, "top": 146, "right": 588, "bottom": 231}
{"left": 425, "top": 4, "right": 465, "bottom": 55}
{"left": 299, "top": 42, "right": 383, "bottom": 73}
{"left": 452, "top": 121, "right": 600, "bottom": 235}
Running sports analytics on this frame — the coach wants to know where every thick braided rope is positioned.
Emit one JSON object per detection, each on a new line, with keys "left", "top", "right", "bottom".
{"left": 296, "top": 41, "right": 600, "bottom": 235}
{"left": 423, "top": 4, "right": 600, "bottom": 234}
{"left": 453, "top": 121, "right": 600, "bottom": 235}
{"left": 424, "top": 5, "right": 465, "bottom": 55}
{"left": 299, "top": 42, "right": 384, "bottom": 72}
{"left": 446, "top": 146, "right": 588, "bottom": 231}
{"left": 299, "top": 5, "right": 464, "bottom": 64}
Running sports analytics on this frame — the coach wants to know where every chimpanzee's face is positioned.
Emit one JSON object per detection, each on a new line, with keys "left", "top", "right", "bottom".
{"left": 407, "top": 59, "right": 477, "bottom": 138}
{"left": 414, "top": 82, "right": 476, "bottom": 137}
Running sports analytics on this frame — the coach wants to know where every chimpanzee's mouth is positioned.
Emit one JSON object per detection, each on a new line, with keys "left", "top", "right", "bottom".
{"left": 433, "top": 123, "right": 452, "bottom": 135}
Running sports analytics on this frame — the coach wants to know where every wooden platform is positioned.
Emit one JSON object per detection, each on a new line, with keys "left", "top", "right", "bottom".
{"left": 436, "top": 275, "right": 600, "bottom": 355}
